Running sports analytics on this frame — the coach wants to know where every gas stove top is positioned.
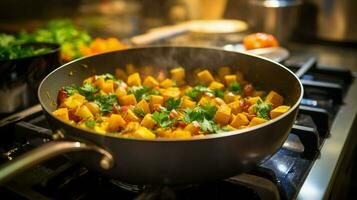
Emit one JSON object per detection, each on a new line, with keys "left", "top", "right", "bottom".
{"left": 0, "top": 51, "right": 355, "bottom": 200}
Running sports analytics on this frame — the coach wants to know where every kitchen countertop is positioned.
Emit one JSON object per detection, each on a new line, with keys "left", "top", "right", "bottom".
{"left": 287, "top": 42, "right": 357, "bottom": 71}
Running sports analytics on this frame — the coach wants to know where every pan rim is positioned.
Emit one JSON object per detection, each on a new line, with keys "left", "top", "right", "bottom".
{"left": 38, "top": 45, "right": 303, "bottom": 142}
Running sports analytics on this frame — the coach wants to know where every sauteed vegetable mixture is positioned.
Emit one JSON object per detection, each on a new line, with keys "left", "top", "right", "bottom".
{"left": 53, "top": 66, "right": 290, "bottom": 139}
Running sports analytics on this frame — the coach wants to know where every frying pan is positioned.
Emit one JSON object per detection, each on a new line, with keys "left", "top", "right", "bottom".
{"left": 0, "top": 46, "right": 303, "bottom": 185}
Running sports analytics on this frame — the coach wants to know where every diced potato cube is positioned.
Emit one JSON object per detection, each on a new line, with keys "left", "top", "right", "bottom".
{"left": 160, "top": 79, "right": 174, "bottom": 88}
{"left": 83, "top": 77, "right": 94, "bottom": 85}
{"left": 127, "top": 73, "right": 141, "bottom": 86}
{"left": 270, "top": 105, "right": 291, "bottom": 119}
{"left": 197, "top": 70, "right": 214, "bottom": 85}
{"left": 224, "top": 92, "right": 240, "bottom": 104}
{"left": 218, "top": 67, "right": 231, "bottom": 80}
{"left": 214, "top": 97, "right": 226, "bottom": 106}
{"left": 63, "top": 93, "right": 86, "bottom": 111}
{"left": 75, "top": 105, "right": 93, "bottom": 119}
{"left": 115, "top": 87, "right": 127, "bottom": 98}
{"left": 214, "top": 105, "right": 232, "bottom": 125}
{"left": 125, "top": 109, "right": 141, "bottom": 122}
{"left": 124, "top": 122, "right": 140, "bottom": 133}
{"left": 119, "top": 94, "right": 137, "bottom": 106}
{"left": 265, "top": 91, "right": 284, "bottom": 107}
{"left": 156, "top": 128, "right": 174, "bottom": 138}
{"left": 162, "top": 87, "right": 181, "bottom": 100}
{"left": 198, "top": 97, "right": 216, "bottom": 107}
{"left": 115, "top": 68, "right": 127, "bottom": 80}
{"left": 170, "top": 67, "right": 185, "bottom": 80}
{"left": 230, "top": 113, "right": 249, "bottom": 128}
{"left": 224, "top": 75, "right": 237, "bottom": 86}
{"left": 249, "top": 117, "right": 268, "bottom": 126}
{"left": 108, "top": 114, "right": 126, "bottom": 131}
{"left": 143, "top": 76, "right": 159, "bottom": 88}
{"left": 247, "top": 96, "right": 262, "bottom": 105}
{"left": 136, "top": 99, "right": 151, "bottom": 114}
{"left": 184, "top": 121, "right": 200, "bottom": 135}
{"left": 52, "top": 108, "right": 69, "bottom": 121}
{"left": 102, "top": 80, "right": 114, "bottom": 93}
{"left": 181, "top": 98, "right": 196, "bottom": 109}
{"left": 94, "top": 121, "right": 109, "bottom": 134}
{"left": 225, "top": 125, "right": 237, "bottom": 131}
{"left": 248, "top": 105, "right": 255, "bottom": 115}
{"left": 126, "top": 64, "right": 138, "bottom": 74}
{"left": 141, "top": 114, "right": 157, "bottom": 129}
{"left": 228, "top": 101, "right": 242, "bottom": 115}
{"left": 94, "top": 77, "right": 105, "bottom": 89}
{"left": 150, "top": 95, "right": 164, "bottom": 110}
{"left": 85, "top": 102, "right": 100, "bottom": 115}
{"left": 172, "top": 129, "right": 192, "bottom": 139}
{"left": 209, "top": 81, "right": 225, "bottom": 90}
{"left": 156, "top": 70, "right": 166, "bottom": 82}
{"left": 133, "top": 127, "right": 156, "bottom": 139}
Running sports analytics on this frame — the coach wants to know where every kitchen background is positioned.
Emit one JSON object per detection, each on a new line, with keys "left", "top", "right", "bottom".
{"left": 0, "top": 0, "right": 356, "bottom": 199}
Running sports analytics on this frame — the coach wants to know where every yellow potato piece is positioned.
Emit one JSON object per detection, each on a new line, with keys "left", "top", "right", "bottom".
{"left": 209, "top": 81, "right": 225, "bottom": 90}
{"left": 108, "top": 114, "right": 126, "bottom": 131}
{"left": 136, "top": 99, "right": 151, "bottom": 114}
{"left": 197, "top": 70, "right": 214, "bottom": 85}
{"left": 249, "top": 117, "right": 268, "bottom": 126}
{"left": 127, "top": 73, "right": 141, "bottom": 86}
{"left": 265, "top": 91, "right": 284, "bottom": 107}
{"left": 52, "top": 108, "right": 69, "bottom": 121}
{"left": 143, "top": 76, "right": 159, "bottom": 88}
{"left": 133, "top": 127, "right": 156, "bottom": 139}
{"left": 119, "top": 94, "right": 137, "bottom": 106}
{"left": 214, "top": 105, "right": 232, "bottom": 125}
{"left": 230, "top": 113, "right": 249, "bottom": 128}
{"left": 270, "top": 105, "right": 291, "bottom": 119}
{"left": 170, "top": 67, "right": 185, "bottom": 80}
{"left": 141, "top": 114, "right": 157, "bottom": 129}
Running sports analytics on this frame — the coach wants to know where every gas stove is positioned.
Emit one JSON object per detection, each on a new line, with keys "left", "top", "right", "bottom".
{"left": 0, "top": 50, "right": 355, "bottom": 200}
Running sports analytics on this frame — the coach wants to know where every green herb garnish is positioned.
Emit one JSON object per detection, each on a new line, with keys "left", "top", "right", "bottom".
{"left": 166, "top": 98, "right": 181, "bottom": 111}
{"left": 133, "top": 107, "right": 146, "bottom": 118}
{"left": 214, "top": 89, "right": 224, "bottom": 99}
{"left": 85, "top": 120, "right": 96, "bottom": 128}
{"left": 228, "top": 80, "right": 242, "bottom": 94}
{"left": 78, "top": 83, "right": 99, "bottom": 100}
{"left": 151, "top": 111, "right": 176, "bottom": 128}
{"left": 253, "top": 100, "right": 272, "bottom": 120}
{"left": 94, "top": 94, "right": 118, "bottom": 112}
{"left": 186, "top": 85, "right": 214, "bottom": 100}
{"left": 63, "top": 86, "right": 78, "bottom": 96}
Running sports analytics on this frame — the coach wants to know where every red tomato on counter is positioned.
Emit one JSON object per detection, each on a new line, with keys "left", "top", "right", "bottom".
{"left": 243, "top": 33, "right": 279, "bottom": 50}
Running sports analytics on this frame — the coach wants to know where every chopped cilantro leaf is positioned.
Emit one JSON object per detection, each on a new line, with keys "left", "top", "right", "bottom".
{"left": 63, "top": 86, "right": 78, "bottom": 95}
{"left": 253, "top": 100, "right": 272, "bottom": 120}
{"left": 78, "top": 83, "right": 99, "bottom": 100}
{"left": 85, "top": 120, "right": 96, "bottom": 127}
{"left": 128, "top": 86, "right": 149, "bottom": 101}
{"left": 228, "top": 80, "right": 242, "bottom": 94}
{"left": 94, "top": 94, "right": 118, "bottom": 112}
{"left": 166, "top": 98, "right": 181, "bottom": 111}
{"left": 186, "top": 85, "right": 214, "bottom": 100}
{"left": 133, "top": 107, "right": 145, "bottom": 117}
{"left": 214, "top": 89, "right": 224, "bottom": 99}
{"left": 151, "top": 111, "right": 176, "bottom": 128}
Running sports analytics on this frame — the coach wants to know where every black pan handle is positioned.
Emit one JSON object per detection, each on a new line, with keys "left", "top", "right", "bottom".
{"left": 0, "top": 134, "right": 114, "bottom": 184}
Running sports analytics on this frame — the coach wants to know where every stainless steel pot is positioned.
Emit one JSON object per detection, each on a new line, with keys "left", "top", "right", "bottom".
{"left": 248, "top": 0, "right": 302, "bottom": 44}
{"left": 299, "top": 0, "right": 357, "bottom": 42}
